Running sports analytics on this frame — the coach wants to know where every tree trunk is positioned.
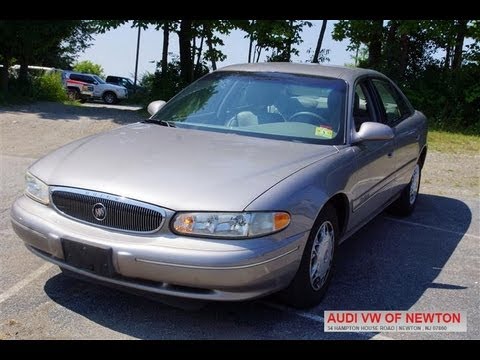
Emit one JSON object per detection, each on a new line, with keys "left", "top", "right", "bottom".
{"left": 161, "top": 22, "right": 169, "bottom": 77}
{"left": 398, "top": 33, "right": 409, "bottom": 80}
{"left": 19, "top": 57, "right": 29, "bottom": 84}
{"left": 256, "top": 46, "right": 262, "bottom": 63}
{"left": 385, "top": 20, "right": 398, "bottom": 71}
{"left": 368, "top": 20, "right": 384, "bottom": 69}
{"left": 206, "top": 31, "right": 217, "bottom": 70}
{"left": 452, "top": 20, "right": 468, "bottom": 70}
{"left": 1, "top": 57, "right": 9, "bottom": 93}
{"left": 312, "top": 20, "right": 328, "bottom": 63}
{"left": 195, "top": 34, "right": 204, "bottom": 77}
{"left": 248, "top": 36, "right": 253, "bottom": 63}
{"left": 178, "top": 19, "right": 194, "bottom": 84}
{"left": 284, "top": 20, "right": 294, "bottom": 62}
{"left": 444, "top": 45, "right": 451, "bottom": 69}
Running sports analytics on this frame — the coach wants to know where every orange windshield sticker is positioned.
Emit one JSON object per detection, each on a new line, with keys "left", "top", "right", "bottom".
{"left": 315, "top": 126, "right": 333, "bottom": 138}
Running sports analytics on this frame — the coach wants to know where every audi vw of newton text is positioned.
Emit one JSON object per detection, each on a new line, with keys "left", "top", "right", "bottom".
{"left": 11, "top": 63, "right": 427, "bottom": 308}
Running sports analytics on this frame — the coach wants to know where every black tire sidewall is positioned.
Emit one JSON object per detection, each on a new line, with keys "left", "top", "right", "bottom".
{"left": 281, "top": 203, "right": 339, "bottom": 308}
{"left": 389, "top": 163, "right": 421, "bottom": 216}
{"left": 103, "top": 92, "right": 117, "bottom": 104}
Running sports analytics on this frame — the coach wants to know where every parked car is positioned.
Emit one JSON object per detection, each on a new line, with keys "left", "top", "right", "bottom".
{"left": 11, "top": 63, "right": 427, "bottom": 308}
{"left": 64, "top": 71, "right": 128, "bottom": 104}
{"left": 105, "top": 75, "right": 144, "bottom": 96}
{"left": 61, "top": 72, "right": 94, "bottom": 103}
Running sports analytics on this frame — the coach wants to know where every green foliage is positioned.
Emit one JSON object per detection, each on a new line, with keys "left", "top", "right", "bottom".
{"left": 32, "top": 72, "right": 67, "bottom": 102}
{"left": 73, "top": 60, "right": 104, "bottom": 76}
{"left": 137, "top": 56, "right": 208, "bottom": 106}
{"left": 0, "top": 20, "right": 95, "bottom": 94}
{"left": 334, "top": 19, "right": 480, "bottom": 134}
{"left": 404, "top": 64, "right": 480, "bottom": 134}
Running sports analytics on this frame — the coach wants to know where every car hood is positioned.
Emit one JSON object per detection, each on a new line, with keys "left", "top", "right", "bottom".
{"left": 30, "top": 124, "right": 337, "bottom": 211}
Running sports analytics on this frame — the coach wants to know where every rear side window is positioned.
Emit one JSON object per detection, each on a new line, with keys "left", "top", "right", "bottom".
{"left": 371, "top": 79, "right": 412, "bottom": 126}
{"left": 70, "top": 74, "right": 94, "bottom": 84}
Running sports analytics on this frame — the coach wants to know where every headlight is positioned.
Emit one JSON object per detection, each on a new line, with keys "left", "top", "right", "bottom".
{"left": 172, "top": 212, "right": 290, "bottom": 238}
{"left": 25, "top": 172, "right": 49, "bottom": 205}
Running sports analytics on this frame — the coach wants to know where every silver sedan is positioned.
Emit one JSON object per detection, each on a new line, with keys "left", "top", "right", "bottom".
{"left": 11, "top": 63, "right": 427, "bottom": 308}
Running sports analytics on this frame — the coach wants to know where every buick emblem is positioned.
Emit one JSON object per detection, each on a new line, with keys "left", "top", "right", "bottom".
{"left": 92, "top": 203, "right": 107, "bottom": 221}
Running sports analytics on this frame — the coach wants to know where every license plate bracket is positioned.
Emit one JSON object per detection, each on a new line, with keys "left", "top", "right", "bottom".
{"left": 61, "top": 239, "right": 115, "bottom": 277}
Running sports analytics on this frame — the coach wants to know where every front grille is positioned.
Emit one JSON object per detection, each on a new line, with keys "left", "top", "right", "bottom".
{"left": 51, "top": 188, "right": 164, "bottom": 233}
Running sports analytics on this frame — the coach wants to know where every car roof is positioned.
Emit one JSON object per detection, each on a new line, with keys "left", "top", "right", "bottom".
{"left": 66, "top": 71, "right": 99, "bottom": 77}
{"left": 217, "top": 62, "right": 383, "bottom": 83}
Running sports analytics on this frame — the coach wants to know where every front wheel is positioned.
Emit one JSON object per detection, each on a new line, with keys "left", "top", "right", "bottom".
{"left": 280, "top": 203, "right": 338, "bottom": 309}
{"left": 102, "top": 92, "right": 117, "bottom": 104}
{"left": 67, "top": 88, "right": 80, "bottom": 101}
{"left": 388, "top": 163, "right": 421, "bottom": 216}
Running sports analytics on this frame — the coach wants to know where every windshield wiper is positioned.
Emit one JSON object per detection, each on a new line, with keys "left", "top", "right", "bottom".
{"left": 143, "top": 119, "right": 176, "bottom": 127}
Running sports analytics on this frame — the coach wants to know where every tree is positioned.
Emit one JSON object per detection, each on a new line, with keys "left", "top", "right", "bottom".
{"left": 332, "top": 20, "right": 385, "bottom": 69}
{"left": 95, "top": 20, "right": 234, "bottom": 86}
{"left": 0, "top": 20, "right": 95, "bottom": 93}
{"left": 73, "top": 60, "right": 104, "bottom": 76}
{"left": 238, "top": 20, "right": 311, "bottom": 63}
{"left": 312, "top": 20, "right": 328, "bottom": 63}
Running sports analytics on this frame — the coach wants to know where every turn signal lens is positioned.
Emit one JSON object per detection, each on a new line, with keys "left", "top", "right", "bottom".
{"left": 274, "top": 212, "right": 291, "bottom": 230}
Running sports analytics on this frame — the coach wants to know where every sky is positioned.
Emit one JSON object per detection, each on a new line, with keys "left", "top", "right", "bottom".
{"left": 77, "top": 20, "right": 353, "bottom": 80}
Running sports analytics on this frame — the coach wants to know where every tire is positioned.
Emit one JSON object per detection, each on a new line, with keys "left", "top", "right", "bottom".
{"left": 280, "top": 203, "right": 338, "bottom": 309}
{"left": 388, "top": 163, "right": 421, "bottom": 217}
{"left": 102, "top": 91, "right": 117, "bottom": 104}
{"left": 67, "top": 88, "right": 80, "bottom": 101}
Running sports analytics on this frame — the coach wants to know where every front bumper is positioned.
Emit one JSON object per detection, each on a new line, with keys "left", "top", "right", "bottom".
{"left": 11, "top": 195, "right": 307, "bottom": 301}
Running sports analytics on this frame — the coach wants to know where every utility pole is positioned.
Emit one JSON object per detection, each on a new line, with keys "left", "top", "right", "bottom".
{"left": 133, "top": 26, "right": 141, "bottom": 94}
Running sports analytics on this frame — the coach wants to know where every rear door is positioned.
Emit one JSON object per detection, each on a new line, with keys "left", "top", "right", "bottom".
{"left": 370, "top": 79, "right": 420, "bottom": 190}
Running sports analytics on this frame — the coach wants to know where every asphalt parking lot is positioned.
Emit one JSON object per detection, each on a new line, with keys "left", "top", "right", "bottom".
{"left": 0, "top": 102, "right": 478, "bottom": 340}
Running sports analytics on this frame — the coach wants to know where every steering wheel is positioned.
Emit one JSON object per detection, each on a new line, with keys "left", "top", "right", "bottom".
{"left": 288, "top": 111, "right": 329, "bottom": 125}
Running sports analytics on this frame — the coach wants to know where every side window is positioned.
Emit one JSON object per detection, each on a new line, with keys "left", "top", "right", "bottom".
{"left": 353, "top": 82, "right": 375, "bottom": 131}
{"left": 371, "top": 79, "right": 411, "bottom": 126}
{"left": 69, "top": 74, "right": 81, "bottom": 82}
{"left": 84, "top": 76, "right": 96, "bottom": 84}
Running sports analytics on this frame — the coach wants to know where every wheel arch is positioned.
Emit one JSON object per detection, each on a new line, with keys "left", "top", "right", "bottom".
{"left": 418, "top": 145, "right": 427, "bottom": 169}
{"left": 321, "top": 192, "right": 350, "bottom": 239}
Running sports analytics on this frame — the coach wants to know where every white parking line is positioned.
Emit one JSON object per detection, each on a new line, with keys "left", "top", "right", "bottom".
{"left": 260, "top": 301, "right": 394, "bottom": 340}
{"left": 384, "top": 217, "right": 480, "bottom": 239}
{"left": 0, "top": 263, "right": 53, "bottom": 305}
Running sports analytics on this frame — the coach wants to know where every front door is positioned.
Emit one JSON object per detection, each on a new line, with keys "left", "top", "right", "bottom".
{"left": 348, "top": 80, "right": 396, "bottom": 231}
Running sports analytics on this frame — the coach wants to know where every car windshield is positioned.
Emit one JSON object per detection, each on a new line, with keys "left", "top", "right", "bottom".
{"left": 93, "top": 75, "right": 106, "bottom": 84}
{"left": 152, "top": 71, "right": 347, "bottom": 145}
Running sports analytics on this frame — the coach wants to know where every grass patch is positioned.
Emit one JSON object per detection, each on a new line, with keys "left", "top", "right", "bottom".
{"left": 62, "top": 100, "right": 83, "bottom": 106}
{"left": 428, "top": 130, "right": 480, "bottom": 155}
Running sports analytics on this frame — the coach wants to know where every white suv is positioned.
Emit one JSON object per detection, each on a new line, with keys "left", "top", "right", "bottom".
{"left": 65, "top": 72, "right": 128, "bottom": 104}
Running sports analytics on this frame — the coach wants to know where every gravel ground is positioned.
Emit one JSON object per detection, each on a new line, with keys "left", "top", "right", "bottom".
{"left": 0, "top": 102, "right": 478, "bottom": 340}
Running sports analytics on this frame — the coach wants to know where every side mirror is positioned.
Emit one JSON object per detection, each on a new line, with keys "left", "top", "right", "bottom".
{"left": 352, "top": 122, "right": 394, "bottom": 143}
{"left": 147, "top": 100, "right": 166, "bottom": 116}
{"left": 93, "top": 81, "right": 98, "bottom": 85}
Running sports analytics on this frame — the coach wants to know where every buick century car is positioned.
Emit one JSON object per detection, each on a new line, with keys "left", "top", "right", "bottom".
{"left": 11, "top": 63, "right": 427, "bottom": 308}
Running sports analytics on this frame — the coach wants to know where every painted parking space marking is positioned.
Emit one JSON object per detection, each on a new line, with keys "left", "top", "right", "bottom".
{"left": 0, "top": 263, "right": 53, "bottom": 305}
{"left": 384, "top": 217, "right": 479, "bottom": 239}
